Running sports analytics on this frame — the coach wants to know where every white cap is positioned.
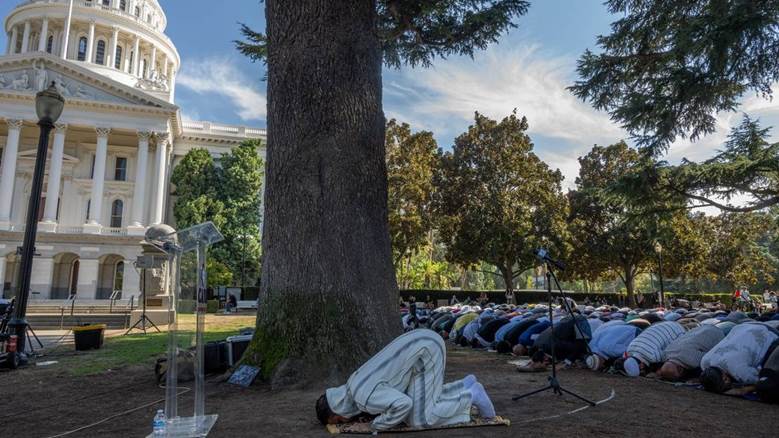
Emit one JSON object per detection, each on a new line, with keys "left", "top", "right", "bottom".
{"left": 624, "top": 357, "right": 641, "bottom": 377}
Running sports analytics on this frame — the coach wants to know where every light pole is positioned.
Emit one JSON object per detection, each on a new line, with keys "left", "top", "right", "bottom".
{"left": 654, "top": 241, "right": 665, "bottom": 308}
{"left": 8, "top": 82, "right": 65, "bottom": 357}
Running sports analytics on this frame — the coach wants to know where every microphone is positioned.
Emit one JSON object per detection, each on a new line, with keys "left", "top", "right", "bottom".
{"left": 534, "top": 248, "right": 565, "bottom": 271}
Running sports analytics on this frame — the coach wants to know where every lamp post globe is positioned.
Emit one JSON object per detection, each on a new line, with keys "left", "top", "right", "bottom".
{"left": 36, "top": 82, "right": 66, "bottom": 125}
{"left": 8, "top": 81, "right": 65, "bottom": 362}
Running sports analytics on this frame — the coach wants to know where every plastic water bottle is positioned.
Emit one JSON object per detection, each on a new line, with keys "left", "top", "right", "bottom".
{"left": 153, "top": 409, "right": 166, "bottom": 437}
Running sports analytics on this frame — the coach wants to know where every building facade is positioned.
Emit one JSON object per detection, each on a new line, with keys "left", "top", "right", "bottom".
{"left": 0, "top": 0, "right": 266, "bottom": 302}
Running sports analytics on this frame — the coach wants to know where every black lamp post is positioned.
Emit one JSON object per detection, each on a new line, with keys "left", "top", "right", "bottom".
{"left": 654, "top": 241, "right": 665, "bottom": 308}
{"left": 8, "top": 82, "right": 65, "bottom": 357}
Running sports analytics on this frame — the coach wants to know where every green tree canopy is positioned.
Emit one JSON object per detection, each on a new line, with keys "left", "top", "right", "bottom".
{"left": 171, "top": 141, "right": 264, "bottom": 287}
{"left": 706, "top": 211, "right": 776, "bottom": 287}
{"left": 611, "top": 117, "right": 779, "bottom": 214}
{"left": 435, "top": 111, "right": 569, "bottom": 296}
{"left": 571, "top": 0, "right": 779, "bottom": 152}
{"left": 568, "top": 141, "right": 684, "bottom": 305}
{"left": 386, "top": 120, "right": 439, "bottom": 265}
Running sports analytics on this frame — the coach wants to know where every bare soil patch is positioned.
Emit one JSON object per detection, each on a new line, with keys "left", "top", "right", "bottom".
{"left": 2, "top": 346, "right": 776, "bottom": 437}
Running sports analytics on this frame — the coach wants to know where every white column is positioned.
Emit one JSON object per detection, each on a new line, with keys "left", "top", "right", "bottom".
{"left": 108, "top": 26, "right": 119, "bottom": 68}
{"left": 0, "top": 257, "right": 6, "bottom": 294}
{"left": 0, "top": 119, "right": 23, "bottom": 229}
{"left": 150, "top": 45, "right": 157, "bottom": 75}
{"left": 85, "top": 128, "right": 110, "bottom": 233}
{"left": 151, "top": 133, "right": 168, "bottom": 225}
{"left": 61, "top": 0, "right": 74, "bottom": 59}
{"left": 132, "top": 37, "right": 140, "bottom": 76}
{"left": 41, "top": 123, "right": 67, "bottom": 229}
{"left": 86, "top": 20, "right": 96, "bottom": 63}
{"left": 8, "top": 26, "right": 19, "bottom": 55}
{"left": 38, "top": 17, "right": 49, "bottom": 52}
{"left": 21, "top": 21, "right": 31, "bottom": 53}
{"left": 128, "top": 131, "right": 150, "bottom": 234}
{"left": 76, "top": 258, "right": 100, "bottom": 299}
{"left": 30, "top": 257, "right": 54, "bottom": 299}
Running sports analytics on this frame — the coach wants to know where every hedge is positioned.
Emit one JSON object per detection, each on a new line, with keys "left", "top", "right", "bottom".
{"left": 401, "top": 289, "right": 737, "bottom": 306}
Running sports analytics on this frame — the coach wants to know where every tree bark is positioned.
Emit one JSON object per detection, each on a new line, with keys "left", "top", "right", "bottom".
{"left": 623, "top": 267, "right": 637, "bottom": 307}
{"left": 247, "top": 0, "right": 401, "bottom": 386}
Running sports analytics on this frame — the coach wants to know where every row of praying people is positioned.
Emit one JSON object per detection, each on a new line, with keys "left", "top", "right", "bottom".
{"left": 417, "top": 300, "right": 779, "bottom": 404}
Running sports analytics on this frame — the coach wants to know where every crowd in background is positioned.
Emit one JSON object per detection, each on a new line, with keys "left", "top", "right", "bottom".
{"left": 400, "top": 295, "right": 779, "bottom": 404}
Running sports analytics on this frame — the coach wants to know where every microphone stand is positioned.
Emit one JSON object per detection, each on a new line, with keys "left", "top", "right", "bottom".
{"left": 512, "top": 260, "right": 595, "bottom": 405}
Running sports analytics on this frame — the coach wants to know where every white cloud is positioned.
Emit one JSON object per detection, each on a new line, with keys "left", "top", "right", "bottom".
{"left": 177, "top": 58, "right": 267, "bottom": 121}
{"left": 385, "top": 44, "right": 624, "bottom": 146}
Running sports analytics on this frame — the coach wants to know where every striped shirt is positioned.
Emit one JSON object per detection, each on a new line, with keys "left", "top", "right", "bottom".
{"left": 326, "top": 329, "right": 472, "bottom": 431}
{"left": 627, "top": 321, "right": 686, "bottom": 365}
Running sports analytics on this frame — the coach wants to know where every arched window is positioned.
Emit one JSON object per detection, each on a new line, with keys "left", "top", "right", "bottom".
{"left": 120, "top": 0, "right": 127, "bottom": 11}
{"left": 110, "top": 200, "right": 123, "bottom": 228}
{"left": 77, "top": 36, "right": 88, "bottom": 61}
{"left": 128, "top": 51, "right": 134, "bottom": 73}
{"left": 114, "top": 261, "right": 124, "bottom": 293}
{"left": 135, "top": 6, "right": 140, "bottom": 17}
{"left": 114, "top": 46, "right": 123, "bottom": 69}
{"left": 46, "top": 35, "right": 54, "bottom": 54}
{"left": 141, "top": 59, "right": 148, "bottom": 78}
{"left": 95, "top": 40, "right": 106, "bottom": 65}
{"left": 85, "top": 200, "right": 91, "bottom": 222}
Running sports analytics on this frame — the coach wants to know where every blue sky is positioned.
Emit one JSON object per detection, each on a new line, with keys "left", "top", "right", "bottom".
{"left": 3, "top": 0, "right": 779, "bottom": 190}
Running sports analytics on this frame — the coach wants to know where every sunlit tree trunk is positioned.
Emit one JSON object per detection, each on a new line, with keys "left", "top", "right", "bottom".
{"left": 246, "top": 0, "right": 401, "bottom": 386}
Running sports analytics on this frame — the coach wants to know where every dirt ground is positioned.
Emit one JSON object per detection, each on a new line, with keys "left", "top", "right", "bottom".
{"left": 2, "top": 346, "right": 777, "bottom": 438}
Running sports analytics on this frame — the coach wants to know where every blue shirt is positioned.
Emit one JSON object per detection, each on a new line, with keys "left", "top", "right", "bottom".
{"left": 495, "top": 319, "right": 522, "bottom": 343}
{"left": 589, "top": 322, "right": 641, "bottom": 359}
{"left": 519, "top": 320, "right": 552, "bottom": 347}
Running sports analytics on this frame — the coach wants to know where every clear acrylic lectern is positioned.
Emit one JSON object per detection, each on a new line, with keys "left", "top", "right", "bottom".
{"left": 145, "top": 222, "right": 224, "bottom": 438}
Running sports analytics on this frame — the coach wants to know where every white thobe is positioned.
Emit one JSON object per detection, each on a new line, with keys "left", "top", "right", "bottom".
{"left": 326, "top": 329, "right": 472, "bottom": 431}
{"left": 701, "top": 322, "right": 779, "bottom": 384}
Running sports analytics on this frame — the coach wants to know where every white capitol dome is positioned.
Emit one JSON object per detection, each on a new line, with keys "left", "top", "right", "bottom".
{"left": 0, "top": 1, "right": 265, "bottom": 303}
{"left": 5, "top": 0, "right": 180, "bottom": 102}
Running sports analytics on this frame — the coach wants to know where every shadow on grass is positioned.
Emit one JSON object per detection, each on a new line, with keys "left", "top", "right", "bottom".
{"left": 54, "top": 315, "right": 256, "bottom": 376}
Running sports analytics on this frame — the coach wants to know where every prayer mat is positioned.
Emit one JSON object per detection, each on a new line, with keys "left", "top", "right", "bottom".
{"left": 326, "top": 416, "right": 511, "bottom": 435}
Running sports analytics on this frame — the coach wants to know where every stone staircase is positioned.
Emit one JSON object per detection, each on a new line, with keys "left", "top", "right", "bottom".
{"left": 27, "top": 313, "right": 131, "bottom": 330}
{"left": 25, "top": 301, "right": 135, "bottom": 329}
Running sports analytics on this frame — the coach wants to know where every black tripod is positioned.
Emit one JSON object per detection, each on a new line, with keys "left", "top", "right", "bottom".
{"left": 125, "top": 268, "right": 160, "bottom": 335}
{"left": 512, "top": 262, "right": 595, "bottom": 406}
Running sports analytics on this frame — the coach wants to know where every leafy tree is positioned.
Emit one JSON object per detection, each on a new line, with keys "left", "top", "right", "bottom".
{"left": 171, "top": 142, "right": 264, "bottom": 287}
{"left": 571, "top": 0, "right": 779, "bottom": 152}
{"left": 611, "top": 117, "right": 779, "bottom": 214}
{"left": 436, "top": 111, "right": 570, "bottom": 299}
{"left": 170, "top": 149, "right": 226, "bottom": 231}
{"left": 568, "top": 141, "right": 678, "bottom": 306}
{"left": 706, "top": 212, "right": 776, "bottom": 288}
{"left": 386, "top": 120, "right": 439, "bottom": 265}
{"left": 238, "top": 1, "right": 530, "bottom": 383}
{"left": 213, "top": 140, "right": 265, "bottom": 287}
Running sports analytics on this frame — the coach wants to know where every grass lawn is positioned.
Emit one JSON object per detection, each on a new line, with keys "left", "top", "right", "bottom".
{"left": 53, "top": 314, "right": 256, "bottom": 376}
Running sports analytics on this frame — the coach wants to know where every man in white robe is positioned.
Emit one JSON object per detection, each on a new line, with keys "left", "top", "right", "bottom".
{"left": 317, "top": 329, "right": 495, "bottom": 431}
{"left": 700, "top": 322, "right": 779, "bottom": 393}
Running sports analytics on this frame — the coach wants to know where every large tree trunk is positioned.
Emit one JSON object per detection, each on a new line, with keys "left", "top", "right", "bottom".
{"left": 623, "top": 267, "right": 637, "bottom": 307}
{"left": 246, "top": 0, "right": 401, "bottom": 386}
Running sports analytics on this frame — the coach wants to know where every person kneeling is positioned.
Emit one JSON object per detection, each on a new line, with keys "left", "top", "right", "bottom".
{"left": 316, "top": 329, "right": 496, "bottom": 431}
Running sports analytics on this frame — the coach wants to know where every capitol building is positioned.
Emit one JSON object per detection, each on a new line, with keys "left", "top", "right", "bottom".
{"left": 0, "top": 0, "right": 266, "bottom": 302}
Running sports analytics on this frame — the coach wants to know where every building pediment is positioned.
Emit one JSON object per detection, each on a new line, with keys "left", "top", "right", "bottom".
{"left": 0, "top": 53, "right": 177, "bottom": 112}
